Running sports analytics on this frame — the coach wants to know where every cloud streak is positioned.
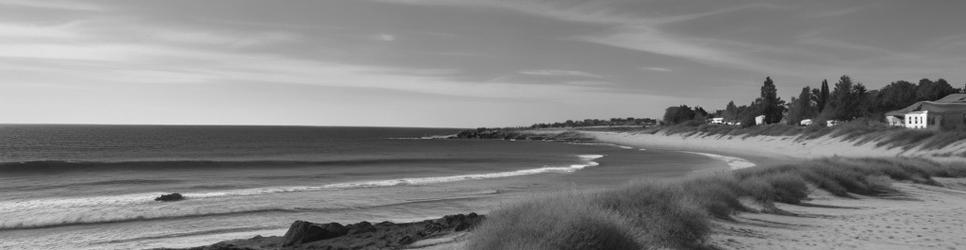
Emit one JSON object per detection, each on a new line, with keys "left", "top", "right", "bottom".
{"left": 519, "top": 69, "right": 603, "bottom": 78}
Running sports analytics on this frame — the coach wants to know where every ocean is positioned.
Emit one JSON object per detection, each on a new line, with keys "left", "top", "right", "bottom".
{"left": 0, "top": 125, "right": 722, "bottom": 249}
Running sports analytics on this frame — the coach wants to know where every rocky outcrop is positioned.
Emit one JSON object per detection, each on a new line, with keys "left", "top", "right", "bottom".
{"left": 155, "top": 193, "right": 185, "bottom": 202}
{"left": 283, "top": 221, "right": 348, "bottom": 246}
{"left": 177, "top": 213, "right": 485, "bottom": 250}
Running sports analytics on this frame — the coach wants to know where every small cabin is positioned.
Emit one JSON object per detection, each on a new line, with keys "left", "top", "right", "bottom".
{"left": 885, "top": 94, "right": 966, "bottom": 131}
{"left": 799, "top": 119, "right": 813, "bottom": 126}
{"left": 710, "top": 117, "right": 724, "bottom": 124}
{"left": 754, "top": 115, "right": 765, "bottom": 125}
{"left": 904, "top": 111, "right": 928, "bottom": 129}
{"left": 885, "top": 116, "right": 903, "bottom": 127}
{"left": 826, "top": 120, "right": 840, "bottom": 127}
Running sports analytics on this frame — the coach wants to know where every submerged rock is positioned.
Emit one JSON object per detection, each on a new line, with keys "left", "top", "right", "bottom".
{"left": 178, "top": 213, "right": 486, "bottom": 250}
{"left": 155, "top": 193, "right": 185, "bottom": 202}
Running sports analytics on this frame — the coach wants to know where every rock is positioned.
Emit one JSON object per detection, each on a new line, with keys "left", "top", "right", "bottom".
{"left": 443, "top": 212, "right": 484, "bottom": 231}
{"left": 155, "top": 193, "right": 185, "bottom": 202}
{"left": 346, "top": 221, "right": 376, "bottom": 235}
{"left": 282, "top": 221, "right": 348, "bottom": 246}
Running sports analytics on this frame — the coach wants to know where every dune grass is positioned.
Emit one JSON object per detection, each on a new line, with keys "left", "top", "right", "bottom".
{"left": 630, "top": 119, "right": 966, "bottom": 152}
{"left": 466, "top": 158, "right": 966, "bottom": 250}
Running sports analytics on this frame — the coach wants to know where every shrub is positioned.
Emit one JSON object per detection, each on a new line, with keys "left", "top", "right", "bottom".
{"left": 466, "top": 195, "right": 641, "bottom": 250}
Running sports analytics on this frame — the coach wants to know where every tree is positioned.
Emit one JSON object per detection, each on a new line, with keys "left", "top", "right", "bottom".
{"left": 823, "top": 75, "right": 873, "bottom": 120}
{"left": 916, "top": 78, "right": 957, "bottom": 101}
{"left": 874, "top": 80, "right": 918, "bottom": 113}
{"left": 853, "top": 83, "right": 871, "bottom": 118}
{"left": 787, "top": 86, "right": 815, "bottom": 124}
{"left": 759, "top": 77, "right": 784, "bottom": 124}
{"left": 816, "top": 79, "right": 830, "bottom": 113}
{"left": 693, "top": 106, "right": 710, "bottom": 121}
{"left": 662, "top": 105, "right": 696, "bottom": 125}
{"left": 823, "top": 76, "right": 854, "bottom": 120}
{"left": 724, "top": 101, "right": 738, "bottom": 122}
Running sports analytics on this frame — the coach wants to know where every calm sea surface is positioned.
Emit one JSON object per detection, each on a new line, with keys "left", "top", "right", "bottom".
{"left": 0, "top": 125, "right": 720, "bottom": 249}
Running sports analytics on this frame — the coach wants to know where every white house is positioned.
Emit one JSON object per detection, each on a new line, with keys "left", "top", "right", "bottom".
{"left": 754, "top": 115, "right": 765, "bottom": 125}
{"left": 826, "top": 120, "right": 840, "bottom": 127}
{"left": 711, "top": 117, "right": 724, "bottom": 124}
{"left": 904, "top": 110, "right": 928, "bottom": 129}
{"left": 799, "top": 119, "right": 813, "bottom": 126}
{"left": 885, "top": 93, "right": 966, "bottom": 130}
{"left": 885, "top": 116, "right": 904, "bottom": 127}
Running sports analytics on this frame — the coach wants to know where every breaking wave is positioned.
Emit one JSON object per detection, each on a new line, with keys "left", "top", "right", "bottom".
{"left": 0, "top": 155, "right": 602, "bottom": 230}
{"left": 680, "top": 151, "right": 756, "bottom": 170}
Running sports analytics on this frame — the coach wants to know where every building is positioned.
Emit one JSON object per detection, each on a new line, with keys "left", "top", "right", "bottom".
{"left": 711, "top": 117, "right": 724, "bottom": 124}
{"left": 800, "top": 119, "right": 813, "bottom": 126}
{"left": 826, "top": 120, "right": 840, "bottom": 127}
{"left": 904, "top": 111, "right": 928, "bottom": 129}
{"left": 885, "top": 116, "right": 903, "bottom": 127}
{"left": 754, "top": 115, "right": 765, "bottom": 125}
{"left": 885, "top": 94, "right": 966, "bottom": 130}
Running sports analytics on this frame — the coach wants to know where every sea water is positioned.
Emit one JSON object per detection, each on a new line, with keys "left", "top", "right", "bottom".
{"left": 0, "top": 125, "right": 719, "bottom": 249}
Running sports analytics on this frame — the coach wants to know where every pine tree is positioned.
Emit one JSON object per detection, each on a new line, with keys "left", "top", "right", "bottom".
{"left": 818, "top": 79, "right": 830, "bottom": 112}
{"left": 724, "top": 101, "right": 738, "bottom": 122}
{"left": 759, "top": 77, "right": 783, "bottom": 124}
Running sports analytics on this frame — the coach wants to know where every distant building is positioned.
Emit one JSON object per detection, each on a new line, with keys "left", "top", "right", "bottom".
{"left": 826, "top": 120, "right": 840, "bottom": 127}
{"left": 800, "top": 119, "right": 813, "bottom": 126}
{"left": 711, "top": 117, "right": 724, "bottom": 124}
{"left": 885, "top": 94, "right": 966, "bottom": 130}
{"left": 904, "top": 111, "right": 928, "bottom": 129}
{"left": 885, "top": 116, "right": 904, "bottom": 127}
{"left": 754, "top": 115, "right": 765, "bottom": 126}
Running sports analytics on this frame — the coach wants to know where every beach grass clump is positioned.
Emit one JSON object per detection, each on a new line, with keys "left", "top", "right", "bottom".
{"left": 465, "top": 195, "right": 642, "bottom": 250}
{"left": 467, "top": 157, "right": 966, "bottom": 250}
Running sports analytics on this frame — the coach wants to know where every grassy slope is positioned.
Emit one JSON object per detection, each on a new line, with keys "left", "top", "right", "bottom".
{"left": 637, "top": 120, "right": 966, "bottom": 152}
{"left": 465, "top": 158, "right": 966, "bottom": 250}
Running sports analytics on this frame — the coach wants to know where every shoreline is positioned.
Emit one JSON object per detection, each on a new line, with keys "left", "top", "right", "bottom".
{"left": 182, "top": 129, "right": 966, "bottom": 249}
{"left": 578, "top": 129, "right": 966, "bottom": 165}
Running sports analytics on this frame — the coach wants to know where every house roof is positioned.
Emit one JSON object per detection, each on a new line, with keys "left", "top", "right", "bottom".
{"left": 935, "top": 93, "right": 966, "bottom": 103}
{"left": 886, "top": 93, "right": 966, "bottom": 117}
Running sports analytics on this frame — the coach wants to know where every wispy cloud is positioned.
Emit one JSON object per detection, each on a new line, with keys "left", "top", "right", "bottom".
{"left": 519, "top": 69, "right": 603, "bottom": 78}
{"left": 152, "top": 30, "right": 301, "bottom": 47}
{"left": 643, "top": 67, "right": 672, "bottom": 72}
{"left": 376, "top": 33, "right": 396, "bottom": 41}
{"left": 0, "top": 0, "right": 104, "bottom": 11}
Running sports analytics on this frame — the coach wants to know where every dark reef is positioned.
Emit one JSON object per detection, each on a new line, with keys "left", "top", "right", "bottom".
{"left": 155, "top": 193, "right": 185, "bottom": 202}
{"left": 172, "top": 213, "right": 485, "bottom": 250}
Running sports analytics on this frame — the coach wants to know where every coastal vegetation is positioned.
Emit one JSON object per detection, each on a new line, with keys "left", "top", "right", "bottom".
{"left": 664, "top": 76, "right": 962, "bottom": 127}
{"left": 466, "top": 158, "right": 966, "bottom": 250}
{"left": 649, "top": 119, "right": 966, "bottom": 152}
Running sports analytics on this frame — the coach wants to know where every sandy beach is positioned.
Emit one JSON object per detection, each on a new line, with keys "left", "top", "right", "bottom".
{"left": 712, "top": 177, "right": 966, "bottom": 250}
{"left": 581, "top": 129, "right": 966, "bottom": 250}
{"left": 581, "top": 130, "right": 966, "bottom": 164}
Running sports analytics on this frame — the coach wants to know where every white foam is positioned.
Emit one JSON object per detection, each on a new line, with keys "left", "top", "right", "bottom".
{"left": 680, "top": 151, "right": 756, "bottom": 170}
{"left": 569, "top": 142, "right": 634, "bottom": 150}
{"left": 385, "top": 134, "right": 457, "bottom": 140}
{"left": 0, "top": 155, "right": 605, "bottom": 214}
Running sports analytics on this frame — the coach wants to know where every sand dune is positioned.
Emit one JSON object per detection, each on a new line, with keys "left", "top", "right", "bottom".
{"left": 712, "top": 178, "right": 966, "bottom": 250}
{"left": 581, "top": 130, "right": 966, "bottom": 164}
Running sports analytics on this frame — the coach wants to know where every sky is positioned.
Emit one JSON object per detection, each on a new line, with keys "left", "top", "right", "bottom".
{"left": 1, "top": 0, "right": 965, "bottom": 127}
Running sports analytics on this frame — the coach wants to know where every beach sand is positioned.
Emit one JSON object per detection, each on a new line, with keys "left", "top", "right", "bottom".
{"left": 581, "top": 129, "right": 966, "bottom": 250}
{"left": 711, "top": 178, "right": 966, "bottom": 250}
{"left": 580, "top": 130, "right": 966, "bottom": 165}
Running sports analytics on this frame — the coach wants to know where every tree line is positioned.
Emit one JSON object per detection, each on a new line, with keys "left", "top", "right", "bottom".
{"left": 529, "top": 117, "right": 659, "bottom": 128}
{"left": 664, "top": 76, "right": 963, "bottom": 126}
